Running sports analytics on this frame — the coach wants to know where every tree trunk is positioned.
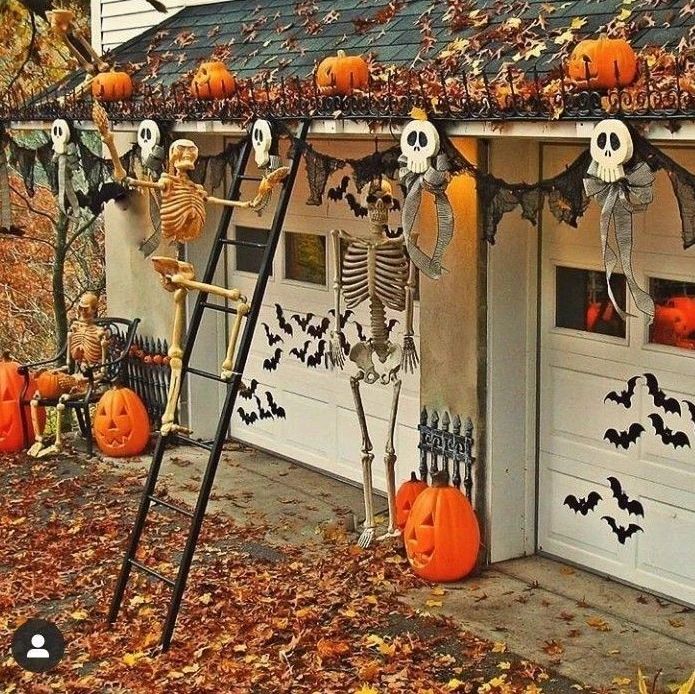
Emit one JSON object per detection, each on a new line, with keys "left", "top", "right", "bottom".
{"left": 53, "top": 212, "right": 69, "bottom": 352}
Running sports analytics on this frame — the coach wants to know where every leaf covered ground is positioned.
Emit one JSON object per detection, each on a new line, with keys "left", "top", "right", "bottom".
{"left": 0, "top": 451, "right": 585, "bottom": 693}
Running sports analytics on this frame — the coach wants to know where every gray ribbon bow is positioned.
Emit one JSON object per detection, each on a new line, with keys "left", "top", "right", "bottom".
{"left": 399, "top": 152, "right": 454, "bottom": 279}
{"left": 584, "top": 161, "right": 656, "bottom": 320}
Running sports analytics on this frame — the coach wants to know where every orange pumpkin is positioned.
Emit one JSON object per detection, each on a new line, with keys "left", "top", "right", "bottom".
{"left": 664, "top": 296, "right": 695, "bottom": 336}
{"left": 316, "top": 50, "right": 369, "bottom": 95}
{"left": 404, "top": 470, "right": 480, "bottom": 583}
{"left": 92, "top": 71, "right": 134, "bottom": 101}
{"left": 0, "top": 352, "right": 45, "bottom": 453}
{"left": 567, "top": 35, "right": 637, "bottom": 90}
{"left": 35, "top": 370, "right": 63, "bottom": 400}
{"left": 395, "top": 472, "right": 428, "bottom": 531}
{"left": 94, "top": 386, "right": 150, "bottom": 457}
{"left": 652, "top": 305, "right": 688, "bottom": 346}
{"left": 190, "top": 61, "right": 236, "bottom": 99}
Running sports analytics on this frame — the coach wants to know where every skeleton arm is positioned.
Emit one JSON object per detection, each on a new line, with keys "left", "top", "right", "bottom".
{"left": 206, "top": 166, "right": 290, "bottom": 210}
{"left": 329, "top": 229, "right": 345, "bottom": 369}
{"left": 92, "top": 103, "right": 128, "bottom": 182}
{"left": 401, "top": 255, "right": 419, "bottom": 374}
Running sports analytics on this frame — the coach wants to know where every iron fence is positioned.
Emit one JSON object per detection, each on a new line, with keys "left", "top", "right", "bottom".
{"left": 125, "top": 334, "right": 170, "bottom": 428}
{"left": 418, "top": 407, "right": 475, "bottom": 499}
{"left": 2, "top": 58, "right": 693, "bottom": 124}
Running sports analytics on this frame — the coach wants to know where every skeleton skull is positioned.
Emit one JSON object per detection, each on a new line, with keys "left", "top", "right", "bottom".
{"left": 589, "top": 119, "right": 633, "bottom": 184}
{"left": 400, "top": 120, "right": 440, "bottom": 175}
{"left": 51, "top": 119, "right": 71, "bottom": 155}
{"left": 363, "top": 178, "right": 393, "bottom": 227}
{"left": 168, "top": 139, "right": 199, "bottom": 174}
{"left": 251, "top": 119, "right": 273, "bottom": 169}
{"left": 137, "top": 119, "right": 161, "bottom": 167}
{"left": 77, "top": 292, "right": 99, "bottom": 322}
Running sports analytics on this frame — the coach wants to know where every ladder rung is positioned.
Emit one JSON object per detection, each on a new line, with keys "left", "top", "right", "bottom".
{"left": 148, "top": 494, "right": 194, "bottom": 518}
{"left": 201, "top": 301, "right": 237, "bottom": 315}
{"left": 186, "top": 366, "right": 227, "bottom": 384}
{"left": 172, "top": 434, "right": 213, "bottom": 451}
{"left": 238, "top": 175, "right": 263, "bottom": 182}
{"left": 220, "top": 238, "right": 268, "bottom": 249}
{"left": 129, "top": 559, "right": 175, "bottom": 587}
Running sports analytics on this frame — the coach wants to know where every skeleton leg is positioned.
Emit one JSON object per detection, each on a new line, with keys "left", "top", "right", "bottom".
{"left": 27, "top": 392, "right": 47, "bottom": 457}
{"left": 379, "top": 378, "right": 403, "bottom": 540}
{"left": 34, "top": 394, "right": 72, "bottom": 458}
{"left": 350, "top": 375, "right": 376, "bottom": 548}
{"left": 161, "top": 287, "right": 189, "bottom": 436}
{"left": 221, "top": 302, "right": 250, "bottom": 380}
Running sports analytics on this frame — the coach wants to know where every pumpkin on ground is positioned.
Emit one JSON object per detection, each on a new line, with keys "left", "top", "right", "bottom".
{"left": 94, "top": 386, "right": 150, "bottom": 457}
{"left": 404, "top": 470, "right": 480, "bottom": 583}
{"left": 567, "top": 35, "right": 638, "bottom": 90}
{"left": 316, "top": 50, "right": 369, "bottom": 95}
{"left": 395, "top": 472, "right": 428, "bottom": 531}
{"left": 92, "top": 71, "right": 134, "bottom": 101}
{"left": 190, "top": 61, "right": 236, "bottom": 99}
{"left": 0, "top": 352, "right": 45, "bottom": 453}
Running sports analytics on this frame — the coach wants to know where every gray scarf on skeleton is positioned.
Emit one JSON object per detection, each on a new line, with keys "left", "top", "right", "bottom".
{"left": 54, "top": 143, "right": 80, "bottom": 217}
{"left": 584, "top": 160, "right": 656, "bottom": 320}
{"left": 399, "top": 152, "right": 454, "bottom": 279}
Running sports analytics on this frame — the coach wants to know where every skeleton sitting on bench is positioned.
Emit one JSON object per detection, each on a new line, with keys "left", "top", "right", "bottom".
{"left": 328, "top": 178, "right": 419, "bottom": 548}
{"left": 28, "top": 292, "right": 110, "bottom": 457}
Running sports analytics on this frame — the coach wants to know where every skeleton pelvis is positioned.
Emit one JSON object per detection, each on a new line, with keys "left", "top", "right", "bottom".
{"left": 349, "top": 340, "right": 402, "bottom": 385}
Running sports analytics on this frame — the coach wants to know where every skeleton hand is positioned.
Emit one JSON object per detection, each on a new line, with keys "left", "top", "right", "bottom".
{"left": 328, "top": 331, "right": 345, "bottom": 370}
{"left": 401, "top": 334, "right": 419, "bottom": 374}
{"left": 92, "top": 102, "right": 111, "bottom": 140}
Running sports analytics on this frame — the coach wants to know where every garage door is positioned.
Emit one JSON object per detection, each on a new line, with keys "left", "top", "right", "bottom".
{"left": 537, "top": 144, "right": 695, "bottom": 606}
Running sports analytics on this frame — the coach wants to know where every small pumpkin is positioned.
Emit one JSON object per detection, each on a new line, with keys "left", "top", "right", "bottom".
{"left": 567, "top": 34, "right": 637, "bottom": 90}
{"left": 395, "top": 472, "right": 428, "bottom": 531}
{"left": 316, "top": 50, "right": 369, "bottom": 95}
{"left": 94, "top": 386, "right": 150, "bottom": 457}
{"left": 0, "top": 352, "right": 45, "bottom": 453}
{"left": 35, "top": 370, "right": 63, "bottom": 400}
{"left": 92, "top": 71, "right": 134, "bottom": 101}
{"left": 190, "top": 61, "right": 236, "bottom": 99}
{"left": 404, "top": 470, "right": 480, "bottom": 583}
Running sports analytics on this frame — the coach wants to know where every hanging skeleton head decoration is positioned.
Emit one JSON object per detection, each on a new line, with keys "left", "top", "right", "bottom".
{"left": 251, "top": 119, "right": 275, "bottom": 169}
{"left": 363, "top": 178, "right": 393, "bottom": 227}
{"left": 51, "top": 119, "right": 71, "bottom": 155}
{"left": 137, "top": 119, "right": 164, "bottom": 173}
{"left": 400, "top": 118, "right": 440, "bottom": 174}
{"left": 589, "top": 119, "right": 634, "bottom": 184}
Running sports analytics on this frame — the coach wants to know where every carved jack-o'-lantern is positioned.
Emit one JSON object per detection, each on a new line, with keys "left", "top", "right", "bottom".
{"left": 316, "top": 50, "right": 369, "bottom": 95}
{"left": 567, "top": 35, "right": 637, "bottom": 90}
{"left": 35, "top": 370, "right": 63, "bottom": 400}
{"left": 0, "top": 353, "right": 44, "bottom": 453}
{"left": 94, "top": 386, "right": 150, "bottom": 457}
{"left": 395, "top": 472, "right": 428, "bottom": 531}
{"left": 92, "top": 71, "right": 134, "bottom": 101}
{"left": 404, "top": 470, "right": 480, "bottom": 583}
{"left": 190, "top": 61, "right": 236, "bottom": 99}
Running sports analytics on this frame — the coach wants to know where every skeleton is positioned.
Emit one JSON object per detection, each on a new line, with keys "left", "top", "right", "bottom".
{"left": 589, "top": 119, "right": 634, "bottom": 184}
{"left": 28, "top": 293, "right": 110, "bottom": 457}
{"left": 329, "top": 178, "right": 419, "bottom": 548}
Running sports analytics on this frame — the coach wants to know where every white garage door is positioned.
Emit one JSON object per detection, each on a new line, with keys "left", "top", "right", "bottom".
{"left": 187, "top": 137, "right": 420, "bottom": 492}
{"left": 538, "top": 144, "right": 695, "bottom": 606}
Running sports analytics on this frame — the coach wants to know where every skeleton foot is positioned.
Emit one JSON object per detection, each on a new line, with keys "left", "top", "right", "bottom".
{"left": 377, "top": 527, "right": 402, "bottom": 543}
{"left": 35, "top": 444, "right": 61, "bottom": 458}
{"left": 357, "top": 525, "right": 376, "bottom": 549}
{"left": 27, "top": 440, "right": 47, "bottom": 458}
{"left": 160, "top": 422, "right": 192, "bottom": 437}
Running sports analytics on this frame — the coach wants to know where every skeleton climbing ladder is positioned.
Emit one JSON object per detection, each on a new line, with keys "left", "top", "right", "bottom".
{"left": 108, "top": 120, "right": 310, "bottom": 650}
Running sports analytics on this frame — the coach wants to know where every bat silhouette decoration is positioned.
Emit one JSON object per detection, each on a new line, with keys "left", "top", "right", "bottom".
{"left": 265, "top": 391, "right": 286, "bottom": 419}
{"left": 76, "top": 182, "right": 127, "bottom": 216}
{"left": 291, "top": 313, "right": 315, "bottom": 331}
{"left": 648, "top": 413, "right": 690, "bottom": 449}
{"left": 307, "top": 317, "right": 331, "bottom": 339}
{"left": 307, "top": 340, "right": 327, "bottom": 368}
{"left": 263, "top": 348, "right": 282, "bottom": 372}
{"left": 327, "top": 176, "right": 350, "bottom": 202}
{"left": 604, "top": 376, "right": 640, "bottom": 409}
{"left": 355, "top": 322, "right": 367, "bottom": 343}
{"left": 604, "top": 423, "right": 645, "bottom": 449}
{"left": 643, "top": 373, "right": 681, "bottom": 416}
{"left": 607, "top": 476, "right": 644, "bottom": 517}
{"left": 683, "top": 399, "right": 695, "bottom": 427}
{"left": 275, "top": 304, "right": 293, "bottom": 336}
{"left": 255, "top": 395, "right": 275, "bottom": 420}
{"left": 290, "top": 340, "right": 311, "bottom": 363}
{"left": 237, "top": 407, "right": 259, "bottom": 425}
{"left": 601, "top": 516, "right": 643, "bottom": 545}
{"left": 328, "top": 308, "right": 354, "bottom": 330}
{"left": 262, "top": 322, "right": 284, "bottom": 346}
{"left": 563, "top": 491, "right": 602, "bottom": 516}
{"left": 239, "top": 378, "right": 259, "bottom": 400}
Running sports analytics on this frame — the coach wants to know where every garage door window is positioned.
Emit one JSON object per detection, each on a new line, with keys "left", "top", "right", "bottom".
{"left": 285, "top": 232, "right": 327, "bottom": 286}
{"left": 235, "top": 226, "right": 270, "bottom": 275}
{"left": 555, "top": 266, "right": 626, "bottom": 338}
{"left": 649, "top": 278, "right": 695, "bottom": 350}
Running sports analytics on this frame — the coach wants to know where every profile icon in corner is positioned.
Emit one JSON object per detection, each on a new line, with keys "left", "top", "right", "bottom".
{"left": 11, "top": 618, "right": 65, "bottom": 673}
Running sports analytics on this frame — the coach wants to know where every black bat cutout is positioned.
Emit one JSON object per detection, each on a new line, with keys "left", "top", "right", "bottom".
{"left": 604, "top": 376, "right": 640, "bottom": 409}
{"left": 339, "top": 330, "right": 350, "bottom": 356}
{"left": 602, "top": 516, "right": 643, "bottom": 545}
{"left": 307, "top": 317, "right": 331, "bottom": 340}
{"left": 563, "top": 491, "right": 602, "bottom": 516}
{"left": 307, "top": 340, "right": 326, "bottom": 368}
{"left": 643, "top": 373, "right": 681, "bottom": 416}
{"left": 386, "top": 318, "right": 399, "bottom": 336}
{"left": 263, "top": 348, "right": 282, "bottom": 372}
{"left": 265, "top": 391, "right": 286, "bottom": 419}
{"left": 237, "top": 407, "right": 258, "bottom": 425}
{"left": 355, "top": 322, "right": 367, "bottom": 343}
{"left": 291, "top": 313, "right": 315, "bottom": 331}
{"left": 327, "top": 176, "right": 350, "bottom": 202}
{"left": 604, "top": 423, "right": 644, "bottom": 449}
{"left": 262, "top": 322, "right": 284, "bottom": 346}
{"left": 239, "top": 378, "right": 259, "bottom": 400}
{"left": 328, "top": 308, "right": 354, "bottom": 330}
{"left": 648, "top": 413, "right": 690, "bottom": 449}
{"left": 683, "top": 400, "right": 695, "bottom": 426}
{"left": 76, "top": 182, "right": 127, "bottom": 216}
{"left": 607, "top": 476, "right": 644, "bottom": 517}
{"left": 290, "top": 340, "right": 310, "bottom": 363}
{"left": 255, "top": 395, "right": 275, "bottom": 421}
{"left": 345, "top": 193, "right": 368, "bottom": 218}
{"left": 275, "top": 304, "right": 293, "bottom": 336}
